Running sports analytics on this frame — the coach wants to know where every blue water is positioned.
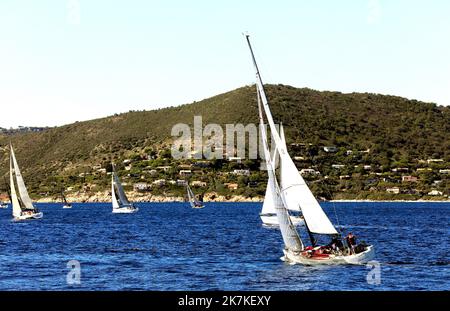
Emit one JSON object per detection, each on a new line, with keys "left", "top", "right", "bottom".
{"left": 0, "top": 202, "right": 448, "bottom": 291}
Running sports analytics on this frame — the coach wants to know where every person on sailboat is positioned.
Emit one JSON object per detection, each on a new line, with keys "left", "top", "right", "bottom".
{"left": 328, "top": 236, "right": 344, "bottom": 254}
{"left": 345, "top": 232, "right": 357, "bottom": 254}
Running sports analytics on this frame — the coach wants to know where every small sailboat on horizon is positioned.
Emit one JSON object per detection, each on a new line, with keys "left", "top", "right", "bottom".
{"left": 9, "top": 144, "right": 43, "bottom": 220}
{"left": 61, "top": 190, "right": 72, "bottom": 209}
{"left": 246, "top": 34, "right": 374, "bottom": 265}
{"left": 111, "top": 164, "right": 138, "bottom": 214}
{"left": 186, "top": 184, "right": 204, "bottom": 209}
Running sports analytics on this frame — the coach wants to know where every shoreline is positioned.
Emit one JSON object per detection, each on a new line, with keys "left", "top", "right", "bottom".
{"left": 28, "top": 198, "right": 450, "bottom": 204}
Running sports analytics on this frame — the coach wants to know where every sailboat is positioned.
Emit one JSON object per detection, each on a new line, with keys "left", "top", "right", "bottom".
{"left": 186, "top": 184, "right": 204, "bottom": 209}
{"left": 61, "top": 191, "right": 72, "bottom": 209}
{"left": 246, "top": 34, "right": 374, "bottom": 265}
{"left": 111, "top": 164, "right": 138, "bottom": 213}
{"left": 9, "top": 144, "right": 43, "bottom": 220}
{"left": 260, "top": 121, "right": 304, "bottom": 227}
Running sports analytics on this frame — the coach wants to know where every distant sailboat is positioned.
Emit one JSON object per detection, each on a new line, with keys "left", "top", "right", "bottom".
{"left": 246, "top": 34, "right": 374, "bottom": 265}
{"left": 61, "top": 191, "right": 72, "bottom": 209}
{"left": 9, "top": 144, "right": 43, "bottom": 220}
{"left": 259, "top": 109, "right": 304, "bottom": 227}
{"left": 111, "top": 164, "right": 138, "bottom": 214}
{"left": 186, "top": 184, "right": 204, "bottom": 209}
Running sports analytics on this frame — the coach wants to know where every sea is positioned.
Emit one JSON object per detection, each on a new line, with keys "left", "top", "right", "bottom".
{"left": 0, "top": 202, "right": 448, "bottom": 291}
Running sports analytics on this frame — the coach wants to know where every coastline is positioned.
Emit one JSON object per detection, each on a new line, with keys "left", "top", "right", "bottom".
{"left": 26, "top": 191, "right": 449, "bottom": 204}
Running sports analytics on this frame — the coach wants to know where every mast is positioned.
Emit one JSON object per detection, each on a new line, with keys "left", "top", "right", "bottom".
{"left": 245, "top": 34, "right": 338, "bottom": 237}
{"left": 9, "top": 146, "right": 24, "bottom": 217}
{"left": 61, "top": 191, "right": 68, "bottom": 204}
{"left": 257, "top": 84, "right": 304, "bottom": 251}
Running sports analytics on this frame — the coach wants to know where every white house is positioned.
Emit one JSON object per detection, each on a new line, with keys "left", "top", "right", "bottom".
{"left": 324, "top": 146, "right": 338, "bottom": 153}
{"left": 300, "top": 169, "right": 320, "bottom": 176}
{"left": 233, "top": 169, "right": 250, "bottom": 176}
{"left": 133, "top": 182, "right": 149, "bottom": 191}
{"left": 152, "top": 179, "right": 166, "bottom": 186}
{"left": 386, "top": 187, "right": 400, "bottom": 194}
{"left": 428, "top": 190, "right": 444, "bottom": 196}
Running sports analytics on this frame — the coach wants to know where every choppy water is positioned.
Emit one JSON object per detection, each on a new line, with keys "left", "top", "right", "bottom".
{"left": 0, "top": 202, "right": 448, "bottom": 290}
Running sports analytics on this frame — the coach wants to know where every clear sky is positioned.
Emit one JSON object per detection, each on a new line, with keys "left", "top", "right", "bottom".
{"left": 1, "top": 0, "right": 449, "bottom": 128}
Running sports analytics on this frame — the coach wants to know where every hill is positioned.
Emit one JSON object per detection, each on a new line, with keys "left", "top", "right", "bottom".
{"left": 1, "top": 84, "right": 449, "bottom": 201}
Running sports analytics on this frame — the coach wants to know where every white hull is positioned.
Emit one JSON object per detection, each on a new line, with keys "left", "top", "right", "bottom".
{"left": 62, "top": 205, "right": 72, "bottom": 209}
{"left": 261, "top": 214, "right": 304, "bottom": 227}
{"left": 282, "top": 245, "right": 375, "bottom": 265}
{"left": 13, "top": 212, "right": 43, "bottom": 221}
{"left": 191, "top": 204, "right": 204, "bottom": 209}
{"left": 112, "top": 207, "right": 139, "bottom": 214}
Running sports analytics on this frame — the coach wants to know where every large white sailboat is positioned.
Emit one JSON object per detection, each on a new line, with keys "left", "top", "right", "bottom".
{"left": 9, "top": 145, "right": 43, "bottom": 220}
{"left": 246, "top": 35, "right": 374, "bottom": 265}
{"left": 111, "top": 165, "right": 138, "bottom": 214}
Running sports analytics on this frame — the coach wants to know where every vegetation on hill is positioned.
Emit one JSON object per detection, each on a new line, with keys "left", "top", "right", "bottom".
{"left": 0, "top": 84, "right": 449, "bottom": 201}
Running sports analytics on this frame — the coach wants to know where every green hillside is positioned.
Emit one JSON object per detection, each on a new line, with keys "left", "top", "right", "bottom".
{"left": 1, "top": 84, "right": 449, "bottom": 201}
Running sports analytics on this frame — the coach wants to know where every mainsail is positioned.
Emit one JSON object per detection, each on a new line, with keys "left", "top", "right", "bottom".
{"left": 257, "top": 85, "right": 303, "bottom": 251}
{"left": 112, "top": 167, "right": 131, "bottom": 208}
{"left": 10, "top": 145, "right": 35, "bottom": 217}
{"left": 246, "top": 34, "right": 338, "bottom": 236}
{"left": 186, "top": 184, "right": 202, "bottom": 208}
{"left": 9, "top": 150, "right": 22, "bottom": 218}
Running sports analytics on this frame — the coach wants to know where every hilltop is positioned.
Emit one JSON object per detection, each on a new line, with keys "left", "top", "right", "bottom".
{"left": 0, "top": 84, "right": 449, "bottom": 202}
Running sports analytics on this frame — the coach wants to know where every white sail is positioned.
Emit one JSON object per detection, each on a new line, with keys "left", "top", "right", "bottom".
{"left": 261, "top": 133, "right": 278, "bottom": 215}
{"left": 187, "top": 184, "right": 202, "bottom": 208}
{"left": 10, "top": 151, "right": 22, "bottom": 218}
{"left": 258, "top": 85, "right": 303, "bottom": 251}
{"left": 111, "top": 174, "right": 120, "bottom": 209}
{"left": 279, "top": 152, "right": 337, "bottom": 234}
{"left": 246, "top": 35, "right": 337, "bottom": 236}
{"left": 114, "top": 172, "right": 130, "bottom": 206}
{"left": 261, "top": 179, "right": 275, "bottom": 214}
{"left": 186, "top": 185, "right": 194, "bottom": 208}
{"left": 10, "top": 146, "right": 34, "bottom": 211}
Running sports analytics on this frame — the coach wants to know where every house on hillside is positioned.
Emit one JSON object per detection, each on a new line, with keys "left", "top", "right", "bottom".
{"left": 392, "top": 168, "right": 409, "bottom": 173}
{"left": 324, "top": 146, "right": 338, "bottom": 153}
{"left": 152, "top": 179, "right": 166, "bottom": 186}
{"left": 179, "top": 170, "right": 192, "bottom": 177}
{"left": 225, "top": 183, "right": 238, "bottom": 190}
{"left": 428, "top": 190, "right": 444, "bottom": 196}
{"left": 232, "top": 169, "right": 250, "bottom": 176}
{"left": 176, "top": 180, "right": 187, "bottom": 186}
{"left": 386, "top": 187, "right": 400, "bottom": 194}
{"left": 228, "top": 157, "right": 242, "bottom": 163}
{"left": 134, "top": 183, "right": 150, "bottom": 192}
{"left": 191, "top": 181, "right": 207, "bottom": 187}
{"left": 300, "top": 169, "right": 320, "bottom": 176}
{"left": 402, "top": 176, "right": 418, "bottom": 183}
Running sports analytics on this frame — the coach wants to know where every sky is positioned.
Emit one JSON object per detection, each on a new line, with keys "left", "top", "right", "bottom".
{"left": 0, "top": 0, "right": 449, "bottom": 128}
